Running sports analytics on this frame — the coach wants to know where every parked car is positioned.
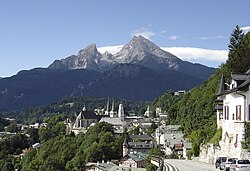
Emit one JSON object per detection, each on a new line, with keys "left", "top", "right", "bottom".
{"left": 215, "top": 157, "right": 227, "bottom": 169}
{"left": 221, "top": 158, "right": 237, "bottom": 171}
{"left": 229, "top": 159, "right": 250, "bottom": 171}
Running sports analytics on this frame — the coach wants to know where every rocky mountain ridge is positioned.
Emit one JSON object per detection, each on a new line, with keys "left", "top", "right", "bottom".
{"left": 48, "top": 35, "right": 214, "bottom": 79}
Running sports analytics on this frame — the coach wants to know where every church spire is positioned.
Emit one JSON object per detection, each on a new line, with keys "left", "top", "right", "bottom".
{"left": 123, "top": 136, "right": 129, "bottom": 157}
{"left": 111, "top": 98, "right": 115, "bottom": 111}
{"left": 105, "top": 97, "right": 110, "bottom": 115}
{"left": 109, "top": 98, "right": 116, "bottom": 117}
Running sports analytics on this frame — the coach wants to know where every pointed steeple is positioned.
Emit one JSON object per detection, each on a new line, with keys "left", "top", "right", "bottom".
{"left": 107, "top": 97, "right": 110, "bottom": 111}
{"left": 118, "top": 103, "right": 125, "bottom": 122}
{"left": 217, "top": 74, "right": 225, "bottom": 95}
{"left": 122, "top": 136, "right": 129, "bottom": 157}
{"left": 111, "top": 98, "right": 115, "bottom": 111}
{"left": 105, "top": 97, "right": 110, "bottom": 115}
{"left": 109, "top": 98, "right": 116, "bottom": 117}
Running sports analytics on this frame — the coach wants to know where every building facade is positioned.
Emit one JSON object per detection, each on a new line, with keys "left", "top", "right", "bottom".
{"left": 215, "top": 70, "right": 250, "bottom": 158}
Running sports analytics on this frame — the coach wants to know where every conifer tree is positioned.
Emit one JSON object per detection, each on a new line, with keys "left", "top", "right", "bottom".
{"left": 227, "top": 26, "right": 250, "bottom": 73}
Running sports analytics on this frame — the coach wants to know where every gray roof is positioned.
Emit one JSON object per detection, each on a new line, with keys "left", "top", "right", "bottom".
{"left": 217, "top": 74, "right": 226, "bottom": 95}
{"left": 109, "top": 166, "right": 146, "bottom": 171}
{"left": 130, "top": 134, "right": 154, "bottom": 141}
{"left": 217, "top": 70, "right": 250, "bottom": 96}
{"left": 99, "top": 117, "right": 125, "bottom": 126}
{"left": 127, "top": 152, "right": 147, "bottom": 162}
{"left": 231, "top": 73, "right": 248, "bottom": 81}
{"left": 86, "top": 162, "right": 117, "bottom": 171}
{"left": 128, "top": 142, "right": 154, "bottom": 149}
{"left": 77, "top": 110, "right": 102, "bottom": 120}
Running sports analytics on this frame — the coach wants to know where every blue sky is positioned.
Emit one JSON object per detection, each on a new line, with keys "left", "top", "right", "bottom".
{"left": 0, "top": 0, "right": 249, "bottom": 77}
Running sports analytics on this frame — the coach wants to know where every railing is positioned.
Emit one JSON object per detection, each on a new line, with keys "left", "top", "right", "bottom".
{"left": 151, "top": 155, "right": 165, "bottom": 171}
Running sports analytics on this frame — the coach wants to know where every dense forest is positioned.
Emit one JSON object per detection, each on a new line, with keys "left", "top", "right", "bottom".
{"left": 0, "top": 115, "right": 124, "bottom": 171}
{"left": 151, "top": 26, "right": 250, "bottom": 155}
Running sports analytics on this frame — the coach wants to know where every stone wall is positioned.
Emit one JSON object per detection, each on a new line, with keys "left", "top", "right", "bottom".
{"left": 199, "top": 142, "right": 250, "bottom": 164}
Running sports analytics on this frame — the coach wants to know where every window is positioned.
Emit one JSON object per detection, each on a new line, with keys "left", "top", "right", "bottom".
{"left": 219, "top": 112, "right": 223, "bottom": 119}
{"left": 224, "top": 106, "right": 229, "bottom": 120}
{"left": 236, "top": 105, "right": 241, "bottom": 120}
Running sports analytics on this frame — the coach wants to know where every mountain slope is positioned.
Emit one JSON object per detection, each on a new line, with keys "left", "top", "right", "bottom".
{"left": 0, "top": 68, "right": 101, "bottom": 111}
{"left": 81, "top": 64, "right": 203, "bottom": 100}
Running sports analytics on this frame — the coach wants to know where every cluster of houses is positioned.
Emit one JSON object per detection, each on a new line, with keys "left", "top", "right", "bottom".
{"left": 61, "top": 98, "right": 192, "bottom": 170}
{"left": 1, "top": 94, "right": 192, "bottom": 171}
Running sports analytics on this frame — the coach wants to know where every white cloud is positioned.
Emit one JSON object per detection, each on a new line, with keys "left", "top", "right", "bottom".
{"left": 97, "top": 45, "right": 228, "bottom": 67}
{"left": 161, "top": 30, "right": 166, "bottom": 34}
{"left": 130, "top": 30, "right": 155, "bottom": 40}
{"left": 241, "top": 26, "right": 250, "bottom": 34}
{"left": 97, "top": 45, "right": 123, "bottom": 54}
{"left": 130, "top": 27, "right": 155, "bottom": 40}
{"left": 198, "top": 36, "right": 227, "bottom": 40}
{"left": 162, "top": 47, "right": 228, "bottom": 66}
{"left": 168, "top": 35, "right": 178, "bottom": 40}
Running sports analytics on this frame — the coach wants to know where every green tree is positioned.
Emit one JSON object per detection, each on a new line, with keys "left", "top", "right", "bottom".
{"left": 228, "top": 25, "right": 244, "bottom": 52}
{"left": 227, "top": 26, "right": 250, "bottom": 73}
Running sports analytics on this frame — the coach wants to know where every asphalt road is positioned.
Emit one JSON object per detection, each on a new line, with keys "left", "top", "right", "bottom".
{"left": 164, "top": 159, "right": 217, "bottom": 171}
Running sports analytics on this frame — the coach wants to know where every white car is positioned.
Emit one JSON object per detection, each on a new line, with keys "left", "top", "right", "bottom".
{"left": 230, "top": 159, "right": 250, "bottom": 171}
{"left": 222, "top": 158, "right": 237, "bottom": 171}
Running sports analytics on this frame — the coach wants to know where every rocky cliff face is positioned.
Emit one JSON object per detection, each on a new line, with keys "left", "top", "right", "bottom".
{"left": 48, "top": 35, "right": 214, "bottom": 79}
{"left": 48, "top": 44, "right": 116, "bottom": 72}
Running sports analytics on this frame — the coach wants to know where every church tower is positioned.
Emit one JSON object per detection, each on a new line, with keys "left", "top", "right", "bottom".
{"left": 118, "top": 103, "right": 125, "bottom": 122}
{"left": 144, "top": 105, "right": 152, "bottom": 117}
{"left": 109, "top": 98, "right": 117, "bottom": 117}
{"left": 123, "top": 137, "right": 129, "bottom": 157}
{"left": 104, "top": 97, "right": 110, "bottom": 115}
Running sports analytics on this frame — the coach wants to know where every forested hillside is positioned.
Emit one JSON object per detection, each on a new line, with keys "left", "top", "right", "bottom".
{"left": 152, "top": 27, "right": 250, "bottom": 156}
{"left": 6, "top": 96, "right": 148, "bottom": 124}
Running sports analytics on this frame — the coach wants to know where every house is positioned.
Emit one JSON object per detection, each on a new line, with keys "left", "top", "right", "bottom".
{"left": 174, "top": 90, "right": 186, "bottom": 96}
{"left": 85, "top": 161, "right": 116, "bottom": 171}
{"left": 119, "top": 152, "right": 147, "bottom": 168}
{"left": 32, "top": 143, "right": 41, "bottom": 149}
{"left": 123, "top": 135, "right": 156, "bottom": 156}
{"left": 216, "top": 70, "right": 250, "bottom": 158}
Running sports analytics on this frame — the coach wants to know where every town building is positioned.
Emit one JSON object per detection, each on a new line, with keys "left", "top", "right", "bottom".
{"left": 200, "top": 70, "right": 250, "bottom": 163}
{"left": 119, "top": 152, "right": 147, "bottom": 168}
{"left": 216, "top": 71, "right": 250, "bottom": 158}
{"left": 71, "top": 106, "right": 103, "bottom": 135}
{"left": 123, "top": 134, "right": 156, "bottom": 155}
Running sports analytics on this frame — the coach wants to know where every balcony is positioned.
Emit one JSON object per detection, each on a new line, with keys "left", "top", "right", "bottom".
{"left": 214, "top": 104, "right": 223, "bottom": 110}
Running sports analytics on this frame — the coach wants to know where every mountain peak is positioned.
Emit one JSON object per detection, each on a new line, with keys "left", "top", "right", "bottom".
{"left": 128, "top": 35, "right": 158, "bottom": 51}
{"left": 78, "top": 43, "right": 98, "bottom": 58}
